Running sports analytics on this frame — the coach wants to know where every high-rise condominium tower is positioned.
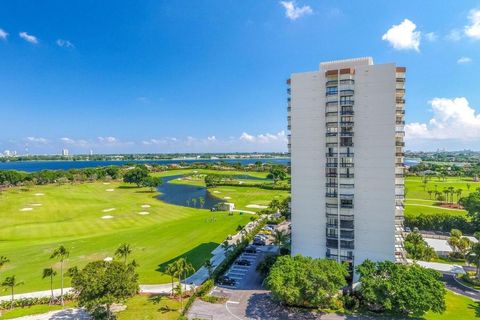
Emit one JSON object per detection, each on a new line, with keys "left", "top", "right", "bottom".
{"left": 288, "top": 57, "right": 406, "bottom": 274}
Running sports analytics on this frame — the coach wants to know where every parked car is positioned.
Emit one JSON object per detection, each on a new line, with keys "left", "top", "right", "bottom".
{"left": 253, "top": 238, "right": 266, "bottom": 246}
{"left": 217, "top": 276, "right": 236, "bottom": 286}
{"left": 245, "top": 246, "right": 257, "bottom": 253}
{"left": 405, "top": 227, "right": 411, "bottom": 232}
{"left": 235, "top": 259, "right": 251, "bottom": 266}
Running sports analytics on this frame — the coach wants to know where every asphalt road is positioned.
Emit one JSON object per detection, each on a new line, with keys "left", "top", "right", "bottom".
{"left": 441, "top": 273, "right": 480, "bottom": 300}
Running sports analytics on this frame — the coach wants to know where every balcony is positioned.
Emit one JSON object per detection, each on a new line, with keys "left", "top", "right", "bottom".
{"left": 326, "top": 163, "right": 338, "bottom": 168}
{"left": 326, "top": 91, "right": 338, "bottom": 96}
{"left": 287, "top": 88, "right": 291, "bottom": 95}
{"left": 326, "top": 253, "right": 354, "bottom": 261}
{"left": 326, "top": 80, "right": 338, "bottom": 86}
{"left": 340, "top": 100, "right": 354, "bottom": 106}
{"left": 340, "top": 163, "right": 354, "bottom": 168}
{"left": 340, "top": 110, "right": 354, "bottom": 115}
{"left": 287, "top": 106, "right": 291, "bottom": 112}
{"left": 340, "top": 121, "right": 354, "bottom": 126}
{"left": 286, "top": 78, "right": 291, "bottom": 85}
{"left": 396, "top": 98, "right": 405, "bottom": 104}
{"left": 326, "top": 183, "right": 338, "bottom": 188}
{"left": 326, "top": 192, "right": 338, "bottom": 198}
{"left": 395, "top": 141, "right": 405, "bottom": 147}
{"left": 340, "top": 89, "right": 354, "bottom": 96}
{"left": 396, "top": 120, "right": 405, "bottom": 125}
{"left": 339, "top": 173, "right": 354, "bottom": 178}
{"left": 326, "top": 173, "right": 337, "bottom": 177}
{"left": 326, "top": 101, "right": 338, "bottom": 107}
{"left": 340, "top": 131, "right": 354, "bottom": 137}
{"left": 339, "top": 152, "right": 354, "bottom": 157}
{"left": 340, "top": 79, "right": 354, "bottom": 85}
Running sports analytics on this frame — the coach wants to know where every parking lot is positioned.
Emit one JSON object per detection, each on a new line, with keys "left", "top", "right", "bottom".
{"left": 187, "top": 222, "right": 290, "bottom": 320}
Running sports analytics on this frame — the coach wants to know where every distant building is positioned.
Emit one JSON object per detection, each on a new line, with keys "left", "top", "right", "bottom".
{"left": 62, "top": 149, "right": 69, "bottom": 156}
{"left": 288, "top": 57, "right": 406, "bottom": 277}
{"left": 89, "top": 149, "right": 94, "bottom": 156}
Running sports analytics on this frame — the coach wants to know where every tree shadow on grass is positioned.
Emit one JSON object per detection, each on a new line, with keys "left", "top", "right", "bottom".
{"left": 117, "top": 185, "right": 140, "bottom": 189}
{"left": 467, "top": 299, "right": 480, "bottom": 317}
{"left": 156, "top": 242, "right": 220, "bottom": 273}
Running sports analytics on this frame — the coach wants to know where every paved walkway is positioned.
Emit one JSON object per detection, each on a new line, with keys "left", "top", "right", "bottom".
{"left": 406, "top": 203, "right": 465, "bottom": 211}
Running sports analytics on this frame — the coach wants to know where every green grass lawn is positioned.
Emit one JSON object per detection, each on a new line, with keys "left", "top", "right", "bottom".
{"left": 0, "top": 177, "right": 254, "bottom": 294}
{"left": 424, "top": 290, "right": 479, "bottom": 320}
{"left": 406, "top": 176, "right": 479, "bottom": 202}
{"left": 404, "top": 176, "right": 479, "bottom": 219}
{"left": 116, "top": 294, "right": 181, "bottom": 320}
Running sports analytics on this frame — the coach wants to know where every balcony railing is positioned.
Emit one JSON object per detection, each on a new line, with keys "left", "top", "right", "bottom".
{"left": 326, "top": 80, "right": 338, "bottom": 86}
{"left": 340, "top": 110, "right": 354, "bottom": 115}
{"left": 339, "top": 174, "right": 354, "bottom": 178}
{"left": 340, "top": 100, "right": 354, "bottom": 106}
{"left": 326, "top": 192, "right": 338, "bottom": 198}
{"left": 326, "top": 91, "right": 338, "bottom": 96}
{"left": 340, "top": 89, "right": 354, "bottom": 96}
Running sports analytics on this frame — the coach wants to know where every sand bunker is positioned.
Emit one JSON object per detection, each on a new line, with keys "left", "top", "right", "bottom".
{"left": 138, "top": 211, "right": 150, "bottom": 215}
{"left": 103, "top": 257, "right": 113, "bottom": 262}
{"left": 30, "top": 203, "right": 43, "bottom": 207}
{"left": 213, "top": 191, "right": 221, "bottom": 194}
{"left": 103, "top": 182, "right": 111, "bottom": 185}
{"left": 20, "top": 207, "right": 33, "bottom": 212}
{"left": 101, "top": 215, "right": 114, "bottom": 219}
{"left": 224, "top": 196, "right": 231, "bottom": 199}
{"left": 141, "top": 204, "right": 151, "bottom": 208}
{"left": 102, "top": 208, "right": 116, "bottom": 212}
{"left": 34, "top": 193, "right": 45, "bottom": 196}
{"left": 105, "top": 189, "right": 114, "bottom": 192}
{"left": 246, "top": 204, "right": 268, "bottom": 209}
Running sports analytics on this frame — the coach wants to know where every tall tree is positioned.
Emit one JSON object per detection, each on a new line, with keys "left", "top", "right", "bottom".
{"left": 273, "top": 230, "right": 288, "bottom": 247}
{"left": 204, "top": 259, "right": 214, "bottom": 278}
{"left": 165, "top": 262, "right": 178, "bottom": 296}
{"left": 115, "top": 243, "right": 132, "bottom": 264}
{"left": 266, "top": 255, "right": 347, "bottom": 308}
{"left": 467, "top": 242, "right": 480, "bottom": 279}
{"left": 356, "top": 260, "right": 445, "bottom": 316}
{"left": 123, "top": 167, "right": 149, "bottom": 187}
{"left": 42, "top": 267, "right": 57, "bottom": 303}
{"left": 198, "top": 197, "right": 205, "bottom": 209}
{"left": 50, "top": 245, "right": 70, "bottom": 306}
{"left": 71, "top": 260, "right": 139, "bottom": 319}
{"left": 1, "top": 276, "right": 24, "bottom": 309}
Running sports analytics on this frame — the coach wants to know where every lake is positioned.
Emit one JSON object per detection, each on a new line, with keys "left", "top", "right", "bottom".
{"left": 0, "top": 158, "right": 290, "bottom": 172}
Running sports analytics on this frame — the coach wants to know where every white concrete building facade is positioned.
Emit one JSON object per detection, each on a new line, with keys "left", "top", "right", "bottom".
{"left": 289, "top": 57, "right": 406, "bottom": 273}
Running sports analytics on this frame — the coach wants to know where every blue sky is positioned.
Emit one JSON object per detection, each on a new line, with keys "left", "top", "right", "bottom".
{"left": 0, "top": 0, "right": 479, "bottom": 154}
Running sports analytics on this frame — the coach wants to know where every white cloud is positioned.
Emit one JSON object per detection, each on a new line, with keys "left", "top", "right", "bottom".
{"left": 424, "top": 32, "right": 437, "bottom": 42}
{"left": 446, "top": 29, "right": 463, "bottom": 41}
{"left": 457, "top": 57, "right": 472, "bottom": 64}
{"left": 0, "top": 28, "right": 8, "bottom": 40}
{"left": 280, "top": 1, "right": 313, "bottom": 20}
{"left": 382, "top": 19, "right": 421, "bottom": 51}
{"left": 406, "top": 97, "right": 480, "bottom": 143}
{"left": 207, "top": 136, "right": 216, "bottom": 141}
{"left": 26, "top": 137, "right": 48, "bottom": 144}
{"left": 97, "top": 136, "right": 118, "bottom": 144}
{"left": 465, "top": 9, "right": 480, "bottom": 39}
{"left": 19, "top": 32, "right": 38, "bottom": 44}
{"left": 239, "top": 131, "right": 287, "bottom": 144}
{"left": 56, "top": 39, "right": 74, "bottom": 48}
{"left": 240, "top": 132, "right": 255, "bottom": 142}
{"left": 60, "top": 137, "right": 75, "bottom": 144}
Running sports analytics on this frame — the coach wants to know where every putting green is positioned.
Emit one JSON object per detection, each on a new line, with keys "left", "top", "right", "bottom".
{"left": 0, "top": 176, "right": 257, "bottom": 294}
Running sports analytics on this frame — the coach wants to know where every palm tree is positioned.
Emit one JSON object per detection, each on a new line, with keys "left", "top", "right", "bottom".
{"left": 273, "top": 230, "right": 288, "bottom": 247}
{"left": 456, "top": 188, "right": 463, "bottom": 204}
{"left": 165, "top": 262, "right": 178, "bottom": 296}
{"left": 467, "top": 242, "right": 480, "bottom": 279}
{"left": 115, "top": 243, "right": 132, "bottom": 264}
{"left": 427, "top": 190, "right": 433, "bottom": 199}
{"left": 191, "top": 198, "right": 197, "bottom": 208}
{"left": 199, "top": 197, "right": 205, "bottom": 209}
{"left": 42, "top": 267, "right": 57, "bottom": 303}
{"left": 50, "top": 245, "right": 69, "bottom": 306}
{"left": 442, "top": 189, "right": 449, "bottom": 204}
{"left": 1, "top": 276, "right": 23, "bottom": 309}
{"left": 467, "top": 183, "right": 471, "bottom": 191}
{"left": 204, "top": 259, "right": 214, "bottom": 278}
{"left": 174, "top": 258, "right": 195, "bottom": 292}
{"left": 448, "top": 186, "right": 455, "bottom": 204}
